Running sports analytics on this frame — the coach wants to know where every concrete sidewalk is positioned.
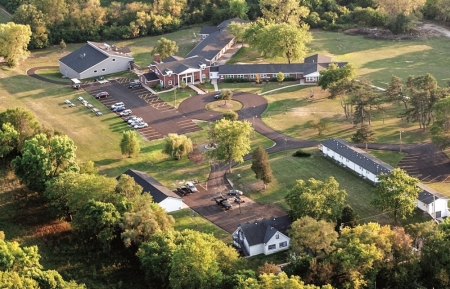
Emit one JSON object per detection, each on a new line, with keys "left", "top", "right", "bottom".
{"left": 187, "top": 84, "right": 206, "bottom": 94}
{"left": 211, "top": 79, "right": 219, "bottom": 91}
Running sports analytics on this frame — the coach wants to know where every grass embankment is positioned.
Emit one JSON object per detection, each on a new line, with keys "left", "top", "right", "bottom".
{"left": 0, "top": 5, "right": 11, "bottom": 23}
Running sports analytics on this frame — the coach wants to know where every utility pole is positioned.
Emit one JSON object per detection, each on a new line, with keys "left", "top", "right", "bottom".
{"left": 284, "top": 138, "right": 287, "bottom": 156}
{"left": 399, "top": 130, "right": 404, "bottom": 153}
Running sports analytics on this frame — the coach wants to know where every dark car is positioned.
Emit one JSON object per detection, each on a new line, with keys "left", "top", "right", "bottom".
{"left": 72, "top": 83, "right": 81, "bottom": 89}
{"left": 95, "top": 91, "right": 109, "bottom": 99}
{"left": 113, "top": 106, "right": 126, "bottom": 112}
{"left": 214, "top": 196, "right": 232, "bottom": 210}
{"left": 177, "top": 186, "right": 191, "bottom": 196}
{"left": 129, "top": 81, "right": 142, "bottom": 88}
{"left": 214, "top": 91, "right": 222, "bottom": 99}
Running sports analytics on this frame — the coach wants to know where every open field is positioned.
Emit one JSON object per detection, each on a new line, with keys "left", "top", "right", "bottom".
{"left": 0, "top": 5, "right": 10, "bottom": 23}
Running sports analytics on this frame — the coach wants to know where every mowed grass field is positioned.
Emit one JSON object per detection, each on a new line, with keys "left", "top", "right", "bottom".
{"left": 0, "top": 6, "right": 11, "bottom": 23}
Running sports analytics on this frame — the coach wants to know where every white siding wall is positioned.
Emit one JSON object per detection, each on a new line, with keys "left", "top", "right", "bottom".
{"left": 263, "top": 233, "right": 290, "bottom": 255}
{"left": 435, "top": 199, "right": 450, "bottom": 217}
{"left": 248, "top": 244, "right": 264, "bottom": 256}
{"left": 158, "top": 197, "right": 182, "bottom": 213}
{"left": 59, "top": 62, "right": 80, "bottom": 79}
{"left": 79, "top": 56, "right": 132, "bottom": 79}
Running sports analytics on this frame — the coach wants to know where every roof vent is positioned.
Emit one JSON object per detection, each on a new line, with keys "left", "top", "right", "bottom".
{"left": 80, "top": 53, "right": 86, "bottom": 58}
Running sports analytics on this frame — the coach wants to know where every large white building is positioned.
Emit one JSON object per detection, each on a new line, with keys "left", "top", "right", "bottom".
{"left": 319, "top": 138, "right": 450, "bottom": 220}
{"left": 59, "top": 41, "right": 133, "bottom": 80}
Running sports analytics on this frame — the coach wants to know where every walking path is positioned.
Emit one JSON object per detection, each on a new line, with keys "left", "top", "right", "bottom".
{"left": 211, "top": 79, "right": 219, "bottom": 91}
{"left": 187, "top": 84, "right": 206, "bottom": 94}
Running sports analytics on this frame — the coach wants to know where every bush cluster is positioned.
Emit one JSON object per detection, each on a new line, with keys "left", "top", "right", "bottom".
{"left": 292, "top": 150, "right": 312, "bottom": 158}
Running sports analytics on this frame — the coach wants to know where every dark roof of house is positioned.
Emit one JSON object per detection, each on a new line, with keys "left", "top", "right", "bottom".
{"left": 210, "top": 66, "right": 219, "bottom": 72}
{"left": 239, "top": 215, "right": 291, "bottom": 246}
{"left": 417, "top": 183, "right": 448, "bottom": 204}
{"left": 321, "top": 138, "right": 394, "bottom": 176}
{"left": 89, "top": 41, "right": 132, "bottom": 56}
{"left": 305, "top": 54, "right": 332, "bottom": 63}
{"left": 200, "top": 26, "right": 219, "bottom": 35}
{"left": 218, "top": 61, "right": 347, "bottom": 76}
{"left": 59, "top": 44, "right": 109, "bottom": 73}
{"left": 186, "top": 29, "right": 234, "bottom": 60}
{"left": 217, "top": 17, "right": 247, "bottom": 29}
{"left": 152, "top": 56, "right": 208, "bottom": 75}
{"left": 163, "top": 55, "right": 184, "bottom": 63}
{"left": 120, "top": 169, "right": 181, "bottom": 203}
{"left": 142, "top": 72, "right": 159, "bottom": 81}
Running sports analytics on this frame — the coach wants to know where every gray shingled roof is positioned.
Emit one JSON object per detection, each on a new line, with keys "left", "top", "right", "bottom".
{"left": 59, "top": 44, "right": 109, "bottom": 73}
{"left": 142, "top": 72, "right": 159, "bottom": 81}
{"left": 321, "top": 138, "right": 394, "bottom": 176}
{"left": 186, "top": 30, "right": 234, "bottom": 60}
{"left": 153, "top": 56, "right": 207, "bottom": 75}
{"left": 239, "top": 215, "right": 291, "bottom": 246}
{"left": 200, "top": 26, "right": 219, "bottom": 35}
{"left": 417, "top": 183, "right": 448, "bottom": 204}
{"left": 162, "top": 55, "right": 184, "bottom": 63}
{"left": 305, "top": 54, "right": 332, "bottom": 63}
{"left": 120, "top": 169, "right": 181, "bottom": 203}
{"left": 217, "top": 17, "right": 247, "bottom": 28}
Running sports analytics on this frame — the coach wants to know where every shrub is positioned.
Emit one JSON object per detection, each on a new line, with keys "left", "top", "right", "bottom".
{"left": 152, "top": 83, "right": 162, "bottom": 91}
{"left": 292, "top": 150, "right": 311, "bottom": 158}
{"left": 223, "top": 78, "right": 249, "bottom": 83}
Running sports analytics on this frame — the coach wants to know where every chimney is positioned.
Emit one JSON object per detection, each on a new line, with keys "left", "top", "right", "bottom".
{"left": 154, "top": 54, "right": 161, "bottom": 63}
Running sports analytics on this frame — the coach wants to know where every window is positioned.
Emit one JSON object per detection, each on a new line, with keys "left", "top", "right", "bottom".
{"left": 94, "top": 70, "right": 98, "bottom": 73}
{"left": 268, "top": 244, "right": 276, "bottom": 250}
{"left": 306, "top": 77, "right": 317, "bottom": 82}
{"left": 112, "top": 58, "right": 116, "bottom": 62}
{"left": 279, "top": 241, "right": 288, "bottom": 248}
{"left": 168, "top": 80, "right": 172, "bottom": 85}
{"left": 250, "top": 74, "right": 255, "bottom": 79}
{"left": 262, "top": 74, "right": 267, "bottom": 78}
{"left": 102, "top": 68, "right": 105, "bottom": 72}
{"left": 238, "top": 74, "right": 244, "bottom": 78}
{"left": 275, "top": 234, "right": 279, "bottom": 239}
{"left": 284, "top": 73, "right": 290, "bottom": 77}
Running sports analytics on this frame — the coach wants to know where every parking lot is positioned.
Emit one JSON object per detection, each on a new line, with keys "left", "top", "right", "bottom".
{"left": 82, "top": 78, "right": 202, "bottom": 140}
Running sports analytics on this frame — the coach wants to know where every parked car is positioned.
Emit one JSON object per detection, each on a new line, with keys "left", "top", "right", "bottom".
{"left": 129, "top": 81, "right": 142, "bottom": 88}
{"left": 134, "top": 123, "right": 148, "bottom": 129}
{"left": 77, "top": 97, "right": 84, "bottom": 101}
{"left": 123, "top": 115, "right": 137, "bottom": 122}
{"left": 176, "top": 186, "right": 191, "bottom": 196}
{"left": 120, "top": 109, "right": 132, "bottom": 116}
{"left": 214, "top": 91, "right": 222, "bottom": 99}
{"left": 95, "top": 111, "right": 103, "bottom": 116}
{"left": 95, "top": 91, "right": 109, "bottom": 99}
{"left": 111, "top": 102, "right": 125, "bottom": 109}
{"left": 91, "top": 108, "right": 99, "bottom": 113}
{"left": 72, "top": 83, "right": 81, "bottom": 89}
{"left": 228, "top": 189, "right": 243, "bottom": 196}
{"left": 185, "top": 181, "right": 198, "bottom": 193}
{"left": 64, "top": 100, "right": 72, "bottom": 104}
{"left": 81, "top": 100, "right": 88, "bottom": 106}
{"left": 68, "top": 103, "right": 76, "bottom": 107}
{"left": 113, "top": 106, "right": 126, "bottom": 112}
{"left": 130, "top": 120, "right": 144, "bottom": 126}
{"left": 214, "top": 196, "right": 232, "bottom": 210}
{"left": 128, "top": 117, "right": 142, "bottom": 124}
{"left": 234, "top": 196, "right": 245, "bottom": 203}
{"left": 87, "top": 104, "right": 93, "bottom": 108}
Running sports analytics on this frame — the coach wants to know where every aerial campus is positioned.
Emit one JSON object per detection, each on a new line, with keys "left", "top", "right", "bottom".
{"left": 1, "top": 1, "right": 450, "bottom": 288}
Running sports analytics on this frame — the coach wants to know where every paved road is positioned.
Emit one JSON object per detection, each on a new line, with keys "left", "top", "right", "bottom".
{"left": 27, "top": 66, "right": 70, "bottom": 85}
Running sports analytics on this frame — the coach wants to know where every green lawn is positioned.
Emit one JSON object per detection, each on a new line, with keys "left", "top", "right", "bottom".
{"left": 0, "top": 6, "right": 11, "bottom": 23}
{"left": 170, "top": 209, "right": 231, "bottom": 243}
{"left": 367, "top": 150, "right": 406, "bottom": 167}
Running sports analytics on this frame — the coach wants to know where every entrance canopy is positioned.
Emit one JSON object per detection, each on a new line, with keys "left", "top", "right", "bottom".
{"left": 70, "top": 78, "right": 81, "bottom": 84}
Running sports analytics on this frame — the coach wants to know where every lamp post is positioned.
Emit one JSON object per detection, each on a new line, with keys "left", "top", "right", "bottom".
{"left": 399, "top": 130, "right": 404, "bottom": 153}
{"left": 174, "top": 88, "right": 177, "bottom": 108}
{"left": 284, "top": 138, "right": 287, "bottom": 156}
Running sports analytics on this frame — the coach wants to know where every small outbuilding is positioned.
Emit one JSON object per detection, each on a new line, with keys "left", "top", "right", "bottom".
{"left": 119, "top": 169, "right": 182, "bottom": 213}
{"left": 232, "top": 215, "right": 291, "bottom": 257}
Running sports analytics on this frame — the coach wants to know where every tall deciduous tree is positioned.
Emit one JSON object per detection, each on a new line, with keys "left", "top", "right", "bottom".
{"left": 0, "top": 123, "right": 18, "bottom": 158}
{"left": 318, "top": 63, "right": 355, "bottom": 91}
{"left": 228, "top": 0, "right": 249, "bottom": 19}
{"left": 222, "top": 110, "right": 238, "bottom": 121}
{"left": 116, "top": 174, "right": 143, "bottom": 198}
{"left": 0, "top": 22, "right": 32, "bottom": 66}
{"left": 250, "top": 145, "right": 273, "bottom": 188}
{"left": 290, "top": 216, "right": 338, "bottom": 257}
{"left": 0, "top": 107, "right": 40, "bottom": 150}
{"left": 227, "top": 21, "right": 247, "bottom": 47}
{"left": 430, "top": 97, "right": 450, "bottom": 149}
{"left": 372, "top": 168, "right": 420, "bottom": 220}
{"left": 221, "top": 89, "right": 233, "bottom": 105}
{"left": 351, "top": 124, "right": 376, "bottom": 149}
{"left": 239, "top": 272, "right": 329, "bottom": 288}
{"left": 285, "top": 177, "right": 346, "bottom": 222}
{"left": 12, "top": 4, "right": 49, "bottom": 49}
{"left": 12, "top": 134, "right": 79, "bottom": 193}
{"left": 374, "top": 0, "right": 425, "bottom": 16}
{"left": 151, "top": 37, "right": 179, "bottom": 60}
{"left": 120, "top": 130, "right": 140, "bottom": 157}
{"left": 259, "top": 0, "right": 309, "bottom": 25}
{"left": 162, "top": 133, "right": 193, "bottom": 160}
{"left": 208, "top": 118, "right": 253, "bottom": 172}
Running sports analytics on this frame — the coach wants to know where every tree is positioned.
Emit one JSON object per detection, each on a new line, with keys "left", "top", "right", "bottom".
{"left": 374, "top": 0, "right": 425, "bottom": 16}
{"left": 221, "top": 89, "right": 233, "bottom": 105}
{"left": 386, "top": 75, "right": 408, "bottom": 110}
{"left": 257, "top": 23, "right": 312, "bottom": 64}
{"left": 290, "top": 216, "right": 338, "bottom": 257}
{"left": 11, "top": 4, "right": 49, "bottom": 49}
{"left": 60, "top": 39, "right": 66, "bottom": 51}
{"left": 430, "top": 97, "right": 450, "bottom": 149}
{"left": 250, "top": 146, "right": 273, "bottom": 188}
{"left": 78, "top": 160, "right": 98, "bottom": 174}
{"left": 351, "top": 124, "right": 376, "bottom": 149}
{"left": 276, "top": 71, "right": 285, "bottom": 83}
{"left": 151, "top": 37, "right": 179, "bottom": 60}
{"left": 120, "top": 130, "right": 140, "bottom": 157}
{"left": 372, "top": 168, "right": 420, "bottom": 220}
{"left": 337, "top": 205, "right": 359, "bottom": 229}
{"left": 0, "top": 107, "right": 40, "bottom": 151}
{"left": 228, "top": 0, "right": 249, "bottom": 19}
{"left": 318, "top": 63, "right": 355, "bottom": 91}
{"left": 222, "top": 110, "right": 238, "bottom": 121}
{"left": 257, "top": 262, "right": 280, "bottom": 275}
{"left": 0, "top": 22, "right": 32, "bottom": 66}
{"left": 259, "top": 0, "right": 309, "bottom": 25}
{"left": 162, "top": 133, "right": 193, "bottom": 160}
{"left": 0, "top": 123, "right": 18, "bottom": 158}
{"left": 208, "top": 118, "right": 253, "bottom": 172}
{"left": 310, "top": 119, "right": 329, "bottom": 136}
{"left": 228, "top": 21, "right": 247, "bottom": 47}
{"left": 12, "top": 134, "right": 79, "bottom": 193}
{"left": 285, "top": 177, "right": 347, "bottom": 222}
{"left": 238, "top": 272, "right": 329, "bottom": 288}
{"left": 116, "top": 174, "right": 143, "bottom": 198}
{"left": 350, "top": 80, "right": 381, "bottom": 126}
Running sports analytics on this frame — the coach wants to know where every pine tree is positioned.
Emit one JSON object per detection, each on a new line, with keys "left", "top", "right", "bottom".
{"left": 251, "top": 146, "right": 273, "bottom": 189}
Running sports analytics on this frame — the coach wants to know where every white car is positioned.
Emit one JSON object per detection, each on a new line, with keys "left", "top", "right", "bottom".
{"left": 134, "top": 123, "right": 148, "bottom": 129}
{"left": 68, "top": 103, "right": 76, "bottom": 107}
{"left": 228, "top": 189, "right": 243, "bottom": 196}
{"left": 95, "top": 111, "right": 103, "bottom": 116}
{"left": 82, "top": 100, "right": 88, "bottom": 106}
{"left": 91, "top": 108, "right": 99, "bottom": 113}
{"left": 77, "top": 97, "right": 85, "bottom": 101}
{"left": 87, "top": 104, "right": 93, "bottom": 108}
{"left": 130, "top": 120, "right": 144, "bottom": 126}
{"left": 120, "top": 109, "right": 132, "bottom": 116}
{"left": 128, "top": 117, "right": 142, "bottom": 124}
{"left": 111, "top": 102, "right": 125, "bottom": 109}
{"left": 185, "top": 181, "right": 198, "bottom": 193}
{"left": 64, "top": 100, "right": 72, "bottom": 104}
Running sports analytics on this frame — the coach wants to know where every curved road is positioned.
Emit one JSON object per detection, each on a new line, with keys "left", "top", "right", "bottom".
{"left": 27, "top": 66, "right": 69, "bottom": 85}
